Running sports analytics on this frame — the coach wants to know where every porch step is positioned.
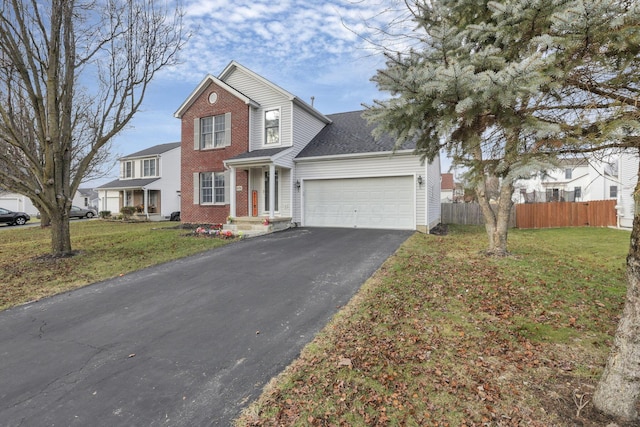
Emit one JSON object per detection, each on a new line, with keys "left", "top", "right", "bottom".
{"left": 223, "top": 217, "right": 292, "bottom": 237}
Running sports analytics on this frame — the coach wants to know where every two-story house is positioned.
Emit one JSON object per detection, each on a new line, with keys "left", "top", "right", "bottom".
{"left": 514, "top": 156, "right": 619, "bottom": 204}
{"left": 175, "top": 61, "right": 441, "bottom": 232}
{"left": 97, "top": 142, "right": 181, "bottom": 219}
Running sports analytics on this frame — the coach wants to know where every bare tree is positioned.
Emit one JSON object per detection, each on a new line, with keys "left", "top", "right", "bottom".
{"left": 0, "top": 0, "right": 185, "bottom": 255}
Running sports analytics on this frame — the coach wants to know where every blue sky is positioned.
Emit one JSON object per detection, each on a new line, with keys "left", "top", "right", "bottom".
{"left": 92, "top": 0, "right": 416, "bottom": 185}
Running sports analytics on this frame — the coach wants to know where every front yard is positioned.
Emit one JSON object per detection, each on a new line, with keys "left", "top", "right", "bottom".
{"left": 0, "top": 221, "right": 231, "bottom": 311}
{"left": 0, "top": 222, "right": 633, "bottom": 425}
{"left": 237, "top": 226, "right": 632, "bottom": 426}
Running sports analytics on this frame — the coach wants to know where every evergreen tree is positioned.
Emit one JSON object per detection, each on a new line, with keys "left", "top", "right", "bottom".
{"left": 368, "top": 0, "right": 640, "bottom": 419}
{"left": 365, "top": 0, "right": 563, "bottom": 256}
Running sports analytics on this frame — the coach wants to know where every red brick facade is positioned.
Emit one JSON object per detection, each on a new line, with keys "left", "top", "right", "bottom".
{"left": 180, "top": 81, "right": 250, "bottom": 224}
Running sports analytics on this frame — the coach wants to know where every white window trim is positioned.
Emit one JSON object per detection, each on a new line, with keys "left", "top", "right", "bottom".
{"left": 264, "top": 108, "right": 281, "bottom": 146}
{"left": 194, "top": 171, "right": 228, "bottom": 206}
{"left": 194, "top": 113, "right": 232, "bottom": 151}
{"left": 122, "top": 160, "right": 134, "bottom": 179}
{"left": 142, "top": 158, "right": 157, "bottom": 177}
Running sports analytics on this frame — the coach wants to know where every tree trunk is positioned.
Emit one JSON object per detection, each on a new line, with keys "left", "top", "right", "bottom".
{"left": 49, "top": 209, "right": 72, "bottom": 256}
{"left": 476, "top": 176, "right": 513, "bottom": 256}
{"left": 593, "top": 171, "right": 640, "bottom": 420}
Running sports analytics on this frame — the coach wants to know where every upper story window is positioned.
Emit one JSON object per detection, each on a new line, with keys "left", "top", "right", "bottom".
{"left": 610, "top": 185, "right": 618, "bottom": 198}
{"left": 265, "top": 109, "right": 280, "bottom": 145}
{"left": 195, "top": 113, "right": 231, "bottom": 150}
{"left": 143, "top": 159, "right": 157, "bottom": 177}
{"left": 565, "top": 168, "right": 572, "bottom": 179}
{"left": 123, "top": 160, "right": 134, "bottom": 178}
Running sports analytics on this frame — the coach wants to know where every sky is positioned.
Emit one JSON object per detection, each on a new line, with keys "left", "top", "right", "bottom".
{"left": 90, "top": 0, "right": 419, "bottom": 186}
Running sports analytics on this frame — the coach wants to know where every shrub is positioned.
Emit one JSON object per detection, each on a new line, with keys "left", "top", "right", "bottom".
{"left": 99, "top": 210, "right": 111, "bottom": 219}
{"left": 120, "top": 206, "right": 136, "bottom": 219}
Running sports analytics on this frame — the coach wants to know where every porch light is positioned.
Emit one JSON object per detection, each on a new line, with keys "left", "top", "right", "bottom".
{"left": 417, "top": 175, "right": 423, "bottom": 185}
{"left": 296, "top": 179, "right": 301, "bottom": 190}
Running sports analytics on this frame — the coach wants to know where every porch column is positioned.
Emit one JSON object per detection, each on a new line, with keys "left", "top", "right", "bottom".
{"left": 143, "top": 188, "right": 149, "bottom": 217}
{"left": 229, "top": 166, "right": 237, "bottom": 218}
{"left": 269, "top": 164, "right": 275, "bottom": 219}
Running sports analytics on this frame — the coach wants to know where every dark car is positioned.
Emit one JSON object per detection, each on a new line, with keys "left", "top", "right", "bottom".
{"left": 69, "top": 205, "right": 97, "bottom": 219}
{"left": 0, "top": 207, "right": 30, "bottom": 226}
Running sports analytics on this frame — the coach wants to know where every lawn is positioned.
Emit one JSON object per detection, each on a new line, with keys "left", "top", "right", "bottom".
{"left": 236, "top": 225, "right": 632, "bottom": 426}
{"left": 0, "top": 220, "right": 232, "bottom": 311}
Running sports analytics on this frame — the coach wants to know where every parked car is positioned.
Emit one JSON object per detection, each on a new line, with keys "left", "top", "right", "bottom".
{"left": 69, "top": 205, "right": 97, "bottom": 219}
{"left": 0, "top": 207, "right": 30, "bottom": 226}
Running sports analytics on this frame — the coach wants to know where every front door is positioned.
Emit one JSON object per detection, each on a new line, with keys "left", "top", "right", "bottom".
{"left": 264, "top": 170, "right": 279, "bottom": 212}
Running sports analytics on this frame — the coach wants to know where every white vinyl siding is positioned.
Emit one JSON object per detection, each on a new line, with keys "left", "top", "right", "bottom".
{"left": 223, "top": 68, "right": 292, "bottom": 151}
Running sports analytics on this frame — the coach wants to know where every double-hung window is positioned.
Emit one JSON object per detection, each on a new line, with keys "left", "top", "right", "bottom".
{"left": 197, "top": 114, "right": 230, "bottom": 149}
{"left": 199, "top": 172, "right": 225, "bottom": 204}
{"left": 565, "top": 168, "right": 572, "bottom": 179}
{"left": 123, "top": 161, "right": 134, "bottom": 178}
{"left": 265, "top": 109, "right": 280, "bottom": 145}
{"left": 143, "top": 159, "right": 156, "bottom": 177}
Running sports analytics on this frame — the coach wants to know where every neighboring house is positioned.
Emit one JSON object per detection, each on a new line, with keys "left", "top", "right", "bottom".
{"left": 514, "top": 156, "right": 619, "bottom": 204}
{"left": 174, "top": 61, "right": 441, "bottom": 232}
{"left": 0, "top": 190, "right": 38, "bottom": 215}
{"left": 72, "top": 188, "right": 99, "bottom": 210}
{"left": 97, "top": 142, "right": 181, "bottom": 219}
{"left": 617, "top": 149, "right": 639, "bottom": 229}
{"left": 441, "top": 173, "right": 455, "bottom": 202}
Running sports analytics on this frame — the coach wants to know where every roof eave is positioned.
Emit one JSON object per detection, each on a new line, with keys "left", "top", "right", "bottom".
{"left": 174, "top": 74, "right": 259, "bottom": 118}
{"left": 294, "top": 149, "right": 415, "bottom": 162}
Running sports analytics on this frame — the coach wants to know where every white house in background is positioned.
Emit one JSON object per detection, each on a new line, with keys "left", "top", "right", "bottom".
{"left": 513, "top": 156, "right": 619, "bottom": 204}
{"left": 97, "top": 142, "right": 181, "bottom": 219}
{"left": 0, "top": 191, "right": 38, "bottom": 215}
{"left": 617, "top": 149, "right": 639, "bottom": 229}
{"left": 72, "top": 188, "right": 99, "bottom": 210}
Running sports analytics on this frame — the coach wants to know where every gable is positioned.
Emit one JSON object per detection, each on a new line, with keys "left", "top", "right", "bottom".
{"left": 174, "top": 74, "right": 258, "bottom": 119}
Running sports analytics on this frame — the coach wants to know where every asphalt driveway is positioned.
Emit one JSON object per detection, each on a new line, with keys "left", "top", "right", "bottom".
{"left": 0, "top": 227, "right": 411, "bottom": 426}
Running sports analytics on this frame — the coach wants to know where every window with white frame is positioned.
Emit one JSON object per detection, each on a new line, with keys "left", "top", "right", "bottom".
{"left": 265, "top": 109, "right": 280, "bottom": 145}
{"left": 123, "top": 161, "right": 134, "bottom": 178}
{"left": 143, "top": 159, "right": 157, "bottom": 177}
{"left": 200, "top": 115, "right": 227, "bottom": 149}
{"left": 610, "top": 185, "right": 618, "bottom": 198}
{"left": 574, "top": 186, "right": 581, "bottom": 200}
{"left": 200, "top": 172, "right": 225, "bottom": 204}
{"left": 565, "top": 168, "right": 572, "bottom": 179}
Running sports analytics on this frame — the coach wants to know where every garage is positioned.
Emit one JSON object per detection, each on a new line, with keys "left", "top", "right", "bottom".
{"left": 303, "top": 176, "right": 415, "bottom": 230}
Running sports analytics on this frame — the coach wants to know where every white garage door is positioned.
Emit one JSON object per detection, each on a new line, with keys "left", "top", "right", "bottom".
{"left": 303, "top": 176, "right": 415, "bottom": 230}
{"left": 0, "top": 197, "right": 19, "bottom": 211}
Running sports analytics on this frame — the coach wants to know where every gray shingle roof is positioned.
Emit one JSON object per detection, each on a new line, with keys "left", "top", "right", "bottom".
{"left": 227, "top": 147, "right": 290, "bottom": 161}
{"left": 296, "top": 110, "right": 414, "bottom": 158}
{"left": 121, "top": 142, "right": 181, "bottom": 159}
{"left": 96, "top": 178, "right": 160, "bottom": 189}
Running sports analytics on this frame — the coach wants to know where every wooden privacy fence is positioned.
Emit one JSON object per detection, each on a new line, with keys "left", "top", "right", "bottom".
{"left": 442, "top": 200, "right": 617, "bottom": 229}
{"left": 515, "top": 200, "right": 617, "bottom": 229}
{"left": 441, "top": 203, "right": 517, "bottom": 227}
